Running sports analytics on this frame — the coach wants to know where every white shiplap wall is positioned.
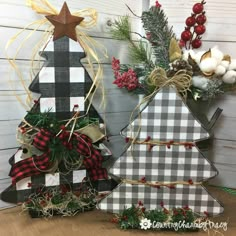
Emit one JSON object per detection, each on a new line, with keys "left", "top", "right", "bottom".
{"left": 1, "top": 0, "right": 236, "bottom": 208}
{"left": 0, "top": 0, "right": 147, "bottom": 208}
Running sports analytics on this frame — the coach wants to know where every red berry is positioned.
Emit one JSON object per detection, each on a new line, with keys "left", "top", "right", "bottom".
{"left": 191, "top": 39, "right": 202, "bottom": 48}
{"left": 146, "top": 32, "right": 151, "bottom": 40}
{"left": 196, "top": 14, "right": 207, "bottom": 24}
{"left": 193, "top": 3, "right": 204, "bottom": 14}
{"left": 185, "top": 16, "right": 196, "bottom": 27}
{"left": 181, "top": 30, "right": 192, "bottom": 41}
{"left": 194, "top": 24, "right": 206, "bottom": 35}
{"left": 179, "top": 39, "right": 186, "bottom": 48}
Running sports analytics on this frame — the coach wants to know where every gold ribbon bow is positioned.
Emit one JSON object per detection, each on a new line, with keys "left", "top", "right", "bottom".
{"left": 6, "top": 0, "right": 107, "bottom": 111}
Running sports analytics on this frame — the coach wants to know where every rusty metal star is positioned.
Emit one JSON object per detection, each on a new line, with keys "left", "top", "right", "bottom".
{"left": 46, "top": 2, "right": 84, "bottom": 41}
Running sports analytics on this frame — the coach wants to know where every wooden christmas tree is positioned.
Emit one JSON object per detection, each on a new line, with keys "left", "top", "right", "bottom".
{"left": 99, "top": 86, "right": 223, "bottom": 216}
{"left": 0, "top": 3, "right": 116, "bottom": 208}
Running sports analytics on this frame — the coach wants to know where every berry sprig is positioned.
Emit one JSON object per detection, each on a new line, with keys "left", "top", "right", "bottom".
{"left": 180, "top": 0, "right": 207, "bottom": 49}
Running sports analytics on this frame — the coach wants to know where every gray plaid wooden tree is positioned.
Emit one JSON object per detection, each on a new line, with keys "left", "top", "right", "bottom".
{"left": 99, "top": 86, "right": 224, "bottom": 216}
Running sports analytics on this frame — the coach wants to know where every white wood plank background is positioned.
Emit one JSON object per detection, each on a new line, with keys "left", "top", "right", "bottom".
{"left": 0, "top": 0, "right": 146, "bottom": 209}
{"left": 0, "top": 0, "right": 236, "bottom": 208}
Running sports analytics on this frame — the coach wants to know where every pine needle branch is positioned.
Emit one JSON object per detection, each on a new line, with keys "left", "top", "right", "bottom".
{"left": 141, "top": 6, "right": 176, "bottom": 69}
{"left": 129, "top": 41, "right": 152, "bottom": 66}
{"left": 110, "top": 15, "right": 131, "bottom": 40}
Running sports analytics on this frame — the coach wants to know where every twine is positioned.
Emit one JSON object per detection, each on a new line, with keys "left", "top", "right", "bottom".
{"left": 146, "top": 67, "right": 192, "bottom": 100}
{"left": 127, "top": 67, "right": 192, "bottom": 157}
{"left": 127, "top": 138, "right": 195, "bottom": 148}
{"left": 122, "top": 178, "right": 202, "bottom": 188}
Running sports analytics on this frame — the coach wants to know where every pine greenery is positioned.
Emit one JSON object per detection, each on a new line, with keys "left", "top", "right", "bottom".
{"left": 110, "top": 16, "right": 153, "bottom": 67}
{"left": 110, "top": 15, "right": 131, "bottom": 40}
{"left": 141, "top": 6, "right": 176, "bottom": 69}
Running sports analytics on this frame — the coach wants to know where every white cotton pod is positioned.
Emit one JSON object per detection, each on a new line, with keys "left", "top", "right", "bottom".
{"left": 215, "top": 65, "right": 226, "bottom": 75}
{"left": 194, "top": 51, "right": 205, "bottom": 64}
{"left": 228, "top": 59, "right": 236, "bottom": 71}
{"left": 211, "top": 46, "right": 224, "bottom": 63}
{"left": 182, "top": 49, "right": 196, "bottom": 61}
{"left": 199, "top": 58, "right": 218, "bottom": 73}
{"left": 192, "top": 75, "right": 209, "bottom": 90}
{"left": 222, "top": 70, "right": 236, "bottom": 84}
{"left": 220, "top": 60, "right": 230, "bottom": 69}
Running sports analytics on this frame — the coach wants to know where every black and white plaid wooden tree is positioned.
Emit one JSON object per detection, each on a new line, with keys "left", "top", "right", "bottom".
{"left": 99, "top": 86, "right": 224, "bottom": 216}
{"left": 0, "top": 1, "right": 115, "bottom": 204}
{"left": 29, "top": 36, "right": 100, "bottom": 120}
{"left": 0, "top": 36, "right": 117, "bottom": 204}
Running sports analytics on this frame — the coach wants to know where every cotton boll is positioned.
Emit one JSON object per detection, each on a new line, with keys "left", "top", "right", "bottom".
{"left": 211, "top": 46, "right": 224, "bottom": 63}
{"left": 215, "top": 65, "right": 226, "bottom": 75}
{"left": 192, "top": 75, "right": 209, "bottom": 90}
{"left": 220, "top": 60, "right": 230, "bottom": 69}
{"left": 228, "top": 59, "right": 236, "bottom": 71}
{"left": 195, "top": 51, "right": 205, "bottom": 64}
{"left": 199, "top": 58, "right": 218, "bottom": 73}
{"left": 183, "top": 49, "right": 195, "bottom": 61}
{"left": 222, "top": 70, "right": 236, "bottom": 84}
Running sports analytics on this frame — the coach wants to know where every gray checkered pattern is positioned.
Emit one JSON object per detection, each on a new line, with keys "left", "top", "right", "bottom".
{"left": 124, "top": 86, "right": 209, "bottom": 142}
{"left": 99, "top": 86, "right": 223, "bottom": 216}
{"left": 99, "top": 183, "right": 224, "bottom": 216}
{"left": 111, "top": 145, "right": 216, "bottom": 182}
{"left": 29, "top": 36, "right": 96, "bottom": 120}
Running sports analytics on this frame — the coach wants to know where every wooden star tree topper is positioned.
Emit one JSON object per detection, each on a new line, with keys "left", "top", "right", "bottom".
{"left": 46, "top": 2, "right": 84, "bottom": 41}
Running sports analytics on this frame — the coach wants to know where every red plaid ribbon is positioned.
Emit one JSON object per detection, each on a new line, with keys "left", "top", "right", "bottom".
{"left": 10, "top": 129, "right": 108, "bottom": 185}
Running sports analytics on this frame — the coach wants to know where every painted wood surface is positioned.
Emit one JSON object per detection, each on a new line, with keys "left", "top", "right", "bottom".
{"left": 149, "top": 0, "right": 236, "bottom": 187}
{"left": 0, "top": 0, "right": 146, "bottom": 209}
{"left": 0, "top": 0, "right": 236, "bottom": 208}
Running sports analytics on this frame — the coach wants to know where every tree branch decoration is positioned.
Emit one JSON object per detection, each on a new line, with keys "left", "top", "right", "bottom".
{"left": 110, "top": 1, "right": 236, "bottom": 101}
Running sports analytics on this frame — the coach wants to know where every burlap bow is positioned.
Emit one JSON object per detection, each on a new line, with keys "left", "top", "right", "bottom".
{"left": 146, "top": 67, "right": 192, "bottom": 100}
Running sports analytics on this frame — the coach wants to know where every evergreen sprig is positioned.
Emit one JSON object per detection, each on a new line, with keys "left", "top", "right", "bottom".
{"left": 25, "top": 110, "right": 99, "bottom": 134}
{"left": 141, "top": 6, "right": 176, "bottom": 69}
{"left": 129, "top": 40, "right": 151, "bottom": 64}
{"left": 23, "top": 182, "right": 97, "bottom": 218}
{"left": 111, "top": 204, "right": 199, "bottom": 232}
{"left": 110, "top": 16, "right": 153, "bottom": 68}
{"left": 110, "top": 15, "right": 131, "bottom": 40}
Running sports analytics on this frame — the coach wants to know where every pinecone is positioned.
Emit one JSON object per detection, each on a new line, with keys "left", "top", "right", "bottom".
{"left": 167, "top": 59, "right": 193, "bottom": 77}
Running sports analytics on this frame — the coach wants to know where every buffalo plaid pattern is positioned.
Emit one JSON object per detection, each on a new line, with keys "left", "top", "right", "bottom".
{"left": 29, "top": 36, "right": 100, "bottom": 120}
{"left": 33, "top": 129, "right": 52, "bottom": 151}
{"left": 99, "top": 86, "right": 223, "bottom": 216}
{"left": 9, "top": 130, "right": 107, "bottom": 184}
{"left": 9, "top": 152, "right": 51, "bottom": 185}
{"left": 1, "top": 144, "right": 111, "bottom": 204}
{"left": 75, "top": 134, "right": 108, "bottom": 180}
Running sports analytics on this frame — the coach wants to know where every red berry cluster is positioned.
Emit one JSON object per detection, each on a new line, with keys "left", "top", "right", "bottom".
{"left": 180, "top": 1, "right": 207, "bottom": 49}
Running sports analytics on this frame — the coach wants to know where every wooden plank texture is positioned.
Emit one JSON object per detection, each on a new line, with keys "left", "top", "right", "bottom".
{"left": 150, "top": 0, "right": 236, "bottom": 41}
